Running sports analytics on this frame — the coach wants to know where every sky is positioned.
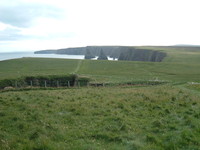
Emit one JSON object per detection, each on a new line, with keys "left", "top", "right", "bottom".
{"left": 0, "top": 0, "right": 200, "bottom": 52}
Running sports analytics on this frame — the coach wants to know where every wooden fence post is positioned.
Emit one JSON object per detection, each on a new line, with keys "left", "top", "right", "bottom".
{"left": 30, "top": 81, "right": 33, "bottom": 87}
{"left": 68, "top": 81, "right": 70, "bottom": 87}
{"left": 45, "top": 81, "right": 47, "bottom": 88}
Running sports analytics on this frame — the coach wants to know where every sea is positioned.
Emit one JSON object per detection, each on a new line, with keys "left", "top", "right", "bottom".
{"left": 0, "top": 52, "right": 116, "bottom": 61}
{"left": 0, "top": 52, "right": 85, "bottom": 61}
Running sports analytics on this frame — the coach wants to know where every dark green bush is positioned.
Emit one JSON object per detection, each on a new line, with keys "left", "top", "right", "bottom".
{"left": 0, "top": 78, "right": 26, "bottom": 89}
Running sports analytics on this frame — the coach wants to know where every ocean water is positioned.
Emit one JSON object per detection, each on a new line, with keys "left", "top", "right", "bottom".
{"left": 0, "top": 52, "right": 85, "bottom": 61}
{"left": 0, "top": 52, "right": 117, "bottom": 61}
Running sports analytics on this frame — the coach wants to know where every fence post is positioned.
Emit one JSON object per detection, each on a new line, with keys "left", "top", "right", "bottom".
{"left": 57, "top": 81, "right": 59, "bottom": 87}
{"left": 68, "top": 81, "right": 70, "bottom": 87}
{"left": 45, "top": 80, "right": 47, "bottom": 88}
{"left": 30, "top": 81, "right": 33, "bottom": 87}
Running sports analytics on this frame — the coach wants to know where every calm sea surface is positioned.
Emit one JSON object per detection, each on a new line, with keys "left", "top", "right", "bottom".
{"left": 0, "top": 52, "right": 116, "bottom": 61}
{"left": 0, "top": 52, "right": 85, "bottom": 61}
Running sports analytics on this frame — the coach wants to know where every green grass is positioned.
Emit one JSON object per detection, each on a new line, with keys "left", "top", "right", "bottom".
{"left": 0, "top": 58, "right": 79, "bottom": 80}
{"left": 185, "top": 83, "right": 200, "bottom": 93}
{"left": 0, "top": 46, "right": 200, "bottom": 83}
{"left": 1, "top": 57, "right": 200, "bottom": 83}
{"left": 1, "top": 47, "right": 200, "bottom": 149}
{"left": 77, "top": 59, "right": 200, "bottom": 83}
{"left": 0, "top": 85, "right": 200, "bottom": 149}
{"left": 137, "top": 46, "right": 200, "bottom": 63}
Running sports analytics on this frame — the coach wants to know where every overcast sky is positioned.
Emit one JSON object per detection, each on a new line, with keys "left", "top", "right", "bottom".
{"left": 0, "top": 0, "right": 200, "bottom": 52}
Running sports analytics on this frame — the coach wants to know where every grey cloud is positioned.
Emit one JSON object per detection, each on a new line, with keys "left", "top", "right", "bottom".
{"left": 0, "top": 2, "right": 64, "bottom": 28}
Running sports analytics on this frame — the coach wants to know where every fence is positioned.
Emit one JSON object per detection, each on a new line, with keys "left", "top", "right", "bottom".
{"left": 0, "top": 74, "right": 90, "bottom": 89}
{"left": 0, "top": 76, "right": 168, "bottom": 90}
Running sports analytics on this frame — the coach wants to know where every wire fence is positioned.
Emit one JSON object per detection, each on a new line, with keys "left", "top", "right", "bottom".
{"left": 0, "top": 75, "right": 90, "bottom": 90}
{"left": 1, "top": 75, "right": 168, "bottom": 90}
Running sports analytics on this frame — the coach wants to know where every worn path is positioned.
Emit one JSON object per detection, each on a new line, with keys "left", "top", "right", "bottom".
{"left": 73, "top": 59, "right": 82, "bottom": 74}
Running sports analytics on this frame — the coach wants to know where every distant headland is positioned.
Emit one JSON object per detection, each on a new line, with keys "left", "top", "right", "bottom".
{"left": 35, "top": 46, "right": 167, "bottom": 62}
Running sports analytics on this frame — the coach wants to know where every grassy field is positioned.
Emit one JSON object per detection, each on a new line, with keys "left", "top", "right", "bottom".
{"left": 0, "top": 85, "right": 200, "bottom": 150}
{"left": 77, "top": 60, "right": 200, "bottom": 83}
{"left": 0, "top": 57, "right": 200, "bottom": 83}
{"left": 0, "top": 58, "right": 79, "bottom": 80}
{"left": 0, "top": 47, "right": 200, "bottom": 149}
{"left": 138, "top": 46, "right": 200, "bottom": 63}
{"left": 0, "top": 46, "right": 200, "bottom": 83}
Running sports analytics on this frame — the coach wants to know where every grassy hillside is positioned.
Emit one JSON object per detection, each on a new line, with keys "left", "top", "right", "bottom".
{"left": 0, "top": 85, "right": 200, "bottom": 150}
{"left": 1, "top": 46, "right": 200, "bottom": 83}
{"left": 1, "top": 47, "right": 200, "bottom": 149}
{"left": 1, "top": 56, "right": 200, "bottom": 83}
{"left": 0, "top": 58, "right": 79, "bottom": 80}
{"left": 77, "top": 59, "right": 200, "bottom": 83}
{"left": 138, "top": 46, "right": 200, "bottom": 63}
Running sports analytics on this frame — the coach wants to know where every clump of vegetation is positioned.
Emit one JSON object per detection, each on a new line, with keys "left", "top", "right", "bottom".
{"left": 186, "top": 83, "right": 200, "bottom": 92}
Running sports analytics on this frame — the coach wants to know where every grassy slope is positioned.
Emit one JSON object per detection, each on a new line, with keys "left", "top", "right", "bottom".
{"left": 0, "top": 58, "right": 78, "bottom": 80}
{"left": 77, "top": 60, "right": 200, "bottom": 83}
{"left": 0, "top": 85, "right": 200, "bottom": 150}
{"left": 138, "top": 46, "right": 200, "bottom": 63}
{"left": 1, "top": 46, "right": 200, "bottom": 83}
{"left": 74, "top": 46, "right": 200, "bottom": 82}
{"left": 1, "top": 47, "right": 200, "bottom": 149}
{"left": 70, "top": 47, "right": 200, "bottom": 82}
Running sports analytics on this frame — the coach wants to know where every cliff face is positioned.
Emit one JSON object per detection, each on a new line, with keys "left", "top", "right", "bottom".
{"left": 97, "top": 50, "right": 108, "bottom": 60}
{"left": 34, "top": 46, "right": 167, "bottom": 62}
{"left": 84, "top": 49, "right": 95, "bottom": 59}
{"left": 86, "top": 46, "right": 121, "bottom": 58}
{"left": 34, "top": 46, "right": 121, "bottom": 57}
{"left": 118, "top": 48, "right": 166, "bottom": 62}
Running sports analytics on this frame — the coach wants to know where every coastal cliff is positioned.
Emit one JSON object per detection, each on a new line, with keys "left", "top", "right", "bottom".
{"left": 34, "top": 46, "right": 167, "bottom": 62}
